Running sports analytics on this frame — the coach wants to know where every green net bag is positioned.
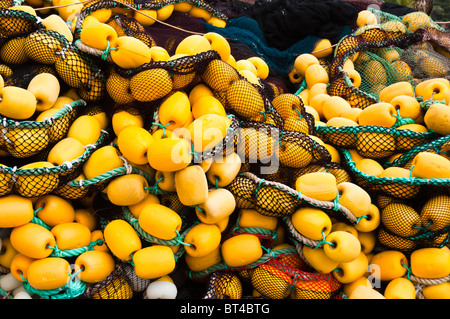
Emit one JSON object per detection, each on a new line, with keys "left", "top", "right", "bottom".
{"left": 377, "top": 192, "right": 450, "bottom": 252}
{"left": 340, "top": 134, "right": 450, "bottom": 200}
{"left": 327, "top": 8, "right": 450, "bottom": 110}
{"left": 0, "top": 6, "right": 42, "bottom": 40}
{"left": 54, "top": 156, "right": 155, "bottom": 200}
{"left": 315, "top": 123, "right": 439, "bottom": 160}
{"left": 0, "top": 99, "right": 84, "bottom": 158}
{"left": 0, "top": 127, "right": 108, "bottom": 198}
{"left": 186, "top": 213, "right": 284, "bottom": 282}
{"left": 23, "top": 28, "right": 106, "bottom": 102}
{"left": 226, "top": 171, "right": 359, "bottom": 223}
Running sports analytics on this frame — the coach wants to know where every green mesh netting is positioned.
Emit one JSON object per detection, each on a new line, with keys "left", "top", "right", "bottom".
{"left": 328, "top": 9, "right": 450, "bottom": 110}
{"left": 315, "top": 124, "right": 439, "bottom": 159}
{"left": 0, "top": 100, "right": 84, "bottom": 158}
{"left": 54, "top": 160, "right": 153, "bottom": 200}
{"left": 340, "top": 134, "right": 450, "bottom": 199}
{"left": 0, "top": 128, "right": 109, "bottom": 198}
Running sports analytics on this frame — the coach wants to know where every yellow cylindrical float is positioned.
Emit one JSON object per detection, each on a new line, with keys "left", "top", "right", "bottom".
{"left": 138, "top": 204, "right": 182, "bottom": 240}
{"left": 103, "top": 219, "right": 142, "bottom": 261}
{"left": 10, "top": 223, "right": 55, "bottom": 259}
{"left": 133, "top": 245, "right": 176, "bottom": 279}
{"left": 0, "top": 195, "right": 34, "bottom": 228}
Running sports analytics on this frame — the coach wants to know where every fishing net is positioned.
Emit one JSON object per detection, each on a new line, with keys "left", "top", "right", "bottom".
{"left": 340, "top": 134, "right": 450, "bottom": 200}
{"left": 203, "top": 248, "right": 342, "bottom": 299}
{"left": 0, "top": 99, "right": 83, "bottom": 158}
{"left": 377, "top": 193, "right": 450, "bottom": 252}
{"left": 0, "top": 127, "right": 108, "bottom": 198}
{"left": 328, "top": 8, "right": 450, "bottom": 110}
{"left": 23, "top": 29, "right": 107, "bottom": 102}
{"left": 315, "top": 124, "right": 439, "bottom": 159}
{"left": 83, "top": 262, "right": 134, "bottom": 299}
{"left": 54, "top": 156, "right": 154, "bottom": 200}
{"left": 226, "top": 171, "right": 359, "bottom": 227}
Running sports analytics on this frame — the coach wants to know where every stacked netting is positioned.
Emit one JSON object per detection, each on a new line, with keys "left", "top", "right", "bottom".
{"left": 0, "top": 0, "right": 448, "bottom": 301}
{"left": 305, "top": 7, "right": 450, "bottom": 299}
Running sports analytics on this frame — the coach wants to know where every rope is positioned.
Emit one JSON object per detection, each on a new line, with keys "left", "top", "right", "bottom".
{"left": 22, "top": 271, "right": 86, "bottom": 299}
{"left": 283, "top": 216, "right": 321, "bottom": 248}
{"left": 242, "top": 171, "right": 357, "bottom": 223}
{"left": 49, "top": 239, "right": 104, "bottom": 258}
{"left": 101, "top": 40, "right": 118, "bottom": 61}
{"left": 122, "top": 206, "right": 196, "bottom": 257}
{"left": 188, "top": 247, "right": 297, "bottom": 280}
{"left": 152, "top": 122, "right": 170, "bottom": 138}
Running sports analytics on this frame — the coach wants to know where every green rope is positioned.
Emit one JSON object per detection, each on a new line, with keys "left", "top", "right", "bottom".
{"left": 312, "top": 230, "right": 335, "bottom": 249}
{"left": 401, "top": 263, "right": 413, "bottom": 281}
{"left": 144, "top": 176, "right": 164, "bottom": 195}
{"left": 31, "top": 207, "right": 51, "bottom": 230}
{"left": 122, "top": 206, "right": 197, "bottom": 249}
{"left": 261, "top": 245, "right": 275, "bottom": 258}
{"left": 49, "top": 239, "right": 103, "bottom": 258}
{"left": 187, "top": 247, "right": 298, "bottom": 280}
{"left": 278, "top": 130, "right": 284, "bottom": 147}
{"left": 101, "top": 40, "right": 118, "bottom": 60}
{"left": 0, "top": 287, "right": 9, "bottom": 299}
{"left": 189, "top": 143, "right": 202, "bottom": 162}
{"left": 294, "top": 108, "right": 303, "bottom": 120}
{"left": 294, "top": 78, "right": 308, "bottom": 95}
{"left": 192, "top": 204, "right": 204, "bottom": 212}
{"left": 392, "top": 109, "right": 415, "bottom": 128}
{"left": 22, "top": 271, "right": 86, "bottom": 299}
{"left": 152, "top": 122, "right": 171, "bottom": 138}
{"left": 254, "top": 178, "right": 266, "bottom": 197}
{"left": 215, "top": 177, "right": 220, "bottom": 189}
{"left": 174, "top": 230, "right": 192, "bottom": 247}
{"left": 341, "top": 148, "right": 450, "bottom": 186}
{"left": 333, "top": 189, "right": 341, "bottom": 211}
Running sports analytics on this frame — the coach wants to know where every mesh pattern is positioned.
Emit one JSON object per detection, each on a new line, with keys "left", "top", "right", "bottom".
{"left": 204, "top": 271, "right": 243, "bottom": 299}
{"left": 55, "top": 164, "right": 153, "bottom": 201}
{"left": 75, "top": 0, "right": 228, "bottom": 34}
{"left": 121, "top": 263, "right": 152, "bottom": 293}
{"left": 0, "top": 100, "right": 83, "bottom": 158}
{"left": 377, "top": 191, "right": 450, "bottom": 252}
{"left": 0, "top": 129, "right": 109, "bottom": 198}
{"left": 0, "top": 7, "right": 43, "bottom": 39}
{"left": 291, "top": 162, "right": 353, "bottom": 188}
{"left": 106, "top": 14, "right": 157, "bottom": 48}
{"left": 328, "top": 9, "right": 450, "bottom": 110}
{"left": 251, "top": 254, "right": 341, "bottom": 299}
{"left": 226, "top": 171, "right": 356, "bottom": 225}
{"left": 24, "top": 29, "right": 106, "bottom": 102}
{"left": 83, "top": 262, "right": 134, "bottom": 299}
{"left": 340, "top": 134, "right": 450, "bottom": 201}
{"left": 341, "top": 149, "right": 419, "bottom": 199}
{"left": 3, "top": 62, "right": 58, "bottom": 89}
{"left": 0, "top": 36, "right": 29, "bottom": 65}
{"left": 316, "top": 125, "right": 438, "bottom": 159}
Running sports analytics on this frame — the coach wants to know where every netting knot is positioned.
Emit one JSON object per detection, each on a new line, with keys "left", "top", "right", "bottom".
{"left": 152, "top": 122, "right": 170, "bottom": 137}
{"left": 101, "top": 40, "right": 118, "bottom": 61}
{"left": 144, "top": 176, "right": 164, "bottom": 194}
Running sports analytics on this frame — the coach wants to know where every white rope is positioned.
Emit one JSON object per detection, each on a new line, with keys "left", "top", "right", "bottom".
{"left": 409, "top": 274, "right": 450, "bottom": 286}
{"left": 62, "top": 161, "right": 73, "bottom": 170}
{"left": 119, "top": 156, "right": 133, "bottom": 174}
